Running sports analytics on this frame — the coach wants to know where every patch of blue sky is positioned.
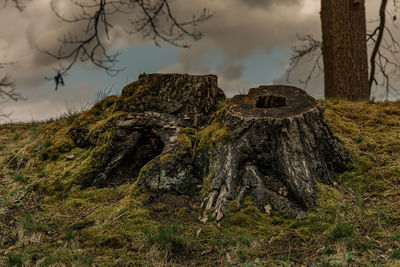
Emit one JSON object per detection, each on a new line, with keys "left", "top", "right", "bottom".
{"left": 67, "top": 44, "right": 290, "bottom": 96}
{"left": 68, "top": 44, "right": 181, "bottom": 94}
{"left": 242, "top": 47, "right": 291, "bottom": 86}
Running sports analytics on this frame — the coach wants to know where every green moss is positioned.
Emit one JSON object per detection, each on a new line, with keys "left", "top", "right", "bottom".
{"left": 121, "top": 81, "right": 149, "bottom": 98}
{"left": 175, "top": 127, "right": 197, "bottom": 152}
{"left": 179, "top": 127, "right": 197, "bottom": 136}
{"left": 159, "top": 153, "right": 177, "bottom": 164}
{"left": 199, "top": 171, "right": 213, "bottom": 197}
{"left": 221, "top": 197, "right": 265, "bottom": 230}
{"left": 114, "top": 82, "right": 151, "bottom": 112}
{"left": 186, "top": 100, "right": 231, "bottom": 151}
{"left": 316, "top": 183, "right": 343, "bottom": 208}
{"left": 87, "top": 111, "right": 126, "bottom": 139}
{"left": 214, "top": 100, "right": 227, "bottom": 120}
{"left": 80, "top": 198, "right": 152, "bottom": 250}
{"left": 225, "top": 200, "right": 241, "bottom": 214}
{"left": 40, "top": 127, "right": 75, "bottom": 160}
{"left": 177, "top": 133, "right": 192, "bottom": 149}
{"left": 91, "top": 95, "right": 119, "bottom": 113}
{"left": 129, "top": 180, "right": 152, "bottom": 202}
{"left": 196, "top": 121, "right": 231, "bottom": 150}
{"left": 135, "top": 161, "right": 152, "bottom": 182}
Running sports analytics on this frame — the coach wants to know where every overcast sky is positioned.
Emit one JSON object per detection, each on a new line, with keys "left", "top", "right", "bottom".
{"left": 0, "top": 0, "right": 387, "bottom": 122}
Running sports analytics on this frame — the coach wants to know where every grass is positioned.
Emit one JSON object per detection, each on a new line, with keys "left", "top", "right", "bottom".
{"left": 6, "top": 252, "right": 24, "bottom": 267}
{"left": 20, "top": 213, "right": 46, "bottom": 233}
{"left": 0, "top": 99, "right": 399, "bottom": 266}
{"left": 143, "top": 224, "right": 186, "bottom": 252}
{"left": 12, "top": 173, "right": 27, "bottom": 183}
{"left": 329, "top": 220, "right": 355, "bottom": 240}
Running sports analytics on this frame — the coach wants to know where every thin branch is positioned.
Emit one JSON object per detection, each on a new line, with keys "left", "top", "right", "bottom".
{"left": 0, "top": 75, "right": 24, "bottom": 102}
{"left": 369, "top": 0, "right": 388, "bottom": 93}
{"left": 286, "top": 34, "right": 322, "bottom": 89}
{"left": 2, "top": 0, "right": 26, "bottom": 11}
{"left": 40, "top": 0, "right": 212, "bottom": 89}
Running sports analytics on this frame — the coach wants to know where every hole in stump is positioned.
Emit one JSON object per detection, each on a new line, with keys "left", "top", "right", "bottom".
{"left": 256, "top": 95, "right": 287, "bottom": 108}
{"left": 105, "top": 135, "right": 164, "bottom": 187}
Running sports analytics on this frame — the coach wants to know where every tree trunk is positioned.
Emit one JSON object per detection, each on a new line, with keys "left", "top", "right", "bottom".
{"left": 70, "top": 74, "right": 351, "bottom": 221}
{"left": 321, "top": 0, "right": 369, "bottom": 101}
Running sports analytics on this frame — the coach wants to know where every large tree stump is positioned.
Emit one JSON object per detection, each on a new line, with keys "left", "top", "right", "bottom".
{"left": 71, "top": 73, "right": 225, "bottom": 188}
{"left": 200, "top": 85, "right": 351, "bottom": 221}
{"left": 70, "top": 74, "right": 351, "bottom": 220}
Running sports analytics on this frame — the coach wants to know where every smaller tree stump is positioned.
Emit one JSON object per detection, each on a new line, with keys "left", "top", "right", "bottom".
{"left": 200, "top": 85, "right": 351, "bottom": 221}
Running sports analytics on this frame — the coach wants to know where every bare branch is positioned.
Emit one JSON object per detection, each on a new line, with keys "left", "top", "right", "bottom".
{"left": 369, "top": 0, "right": 388, "bottom": 94}
{"left": 2, "top": 0, "right": 26, "bottom": 11}
{"left": 128, "top": 0, "right": 212, "bottom": 47}
{"left": 286, "top": 35, "right": 322, "bottom": 89}
{"left": 40, "top": 0, "right": 212, "bottom": 89}
{"left": 0, "top": 75, "right": 24, "bottom": 103}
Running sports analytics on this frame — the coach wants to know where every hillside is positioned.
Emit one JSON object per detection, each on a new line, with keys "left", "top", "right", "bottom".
{"left": 0, "top": 96, "right": 400, "bottom": 266}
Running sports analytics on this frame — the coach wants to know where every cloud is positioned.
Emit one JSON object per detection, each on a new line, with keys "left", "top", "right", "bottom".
{"left": 166, "top": 0, "right": 321, "bottom": 92}
{"left": 238, "top": 0, "right": 301, "bottom": 9}
{"left": 1, "top": 80, "right": 98, "bottom": 122}
{"left": 217, "top": 63, "right": 244, "bottom": 80}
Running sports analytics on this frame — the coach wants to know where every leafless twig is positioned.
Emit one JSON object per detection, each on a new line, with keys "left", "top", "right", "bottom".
{"left": 40, "top": 0, "right": 212, "bottom": 89}
{"left": 286, "top": 34, "right": 322, "bottom": 89}
{"left": 2, "top": 0, "right": 26, "bottom": 11}
{"left": 369, "top": 0, "right": 388, "bottom": 94}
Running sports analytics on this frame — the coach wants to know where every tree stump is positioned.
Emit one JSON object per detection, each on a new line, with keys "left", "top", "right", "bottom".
{"left": 200, "top": 85, "right": 351, "bottom": 221}
{"left": 71, "top": 73, "right": 225, "bottom": 188}
{"left": 70, "top": 74, "right": 351, "bottom": 220}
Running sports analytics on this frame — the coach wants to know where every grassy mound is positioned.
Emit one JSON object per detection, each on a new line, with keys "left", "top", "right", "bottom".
{"left": 0, "top": 99, "right": 399, "bottom": 266}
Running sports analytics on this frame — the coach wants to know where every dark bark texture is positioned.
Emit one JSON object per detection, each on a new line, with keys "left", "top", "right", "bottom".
{"left": 70, "top": 74, "right": 351, "bottom": 220}
{"left": 321, "top": 0, "right": 369, "bottom": 101}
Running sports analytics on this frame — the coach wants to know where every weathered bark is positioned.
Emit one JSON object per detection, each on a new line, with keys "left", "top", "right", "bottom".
{"left": 321, "top": 0, "right": 369, "bottom": 101}
{"left": 199, "top": 85, "right": 351, "bottom": 221}
{"left": 70, "top": 74, "right": 351, "bottom": 220}
{"left": 117, "top": 73, "right": 225, "bottom": 126}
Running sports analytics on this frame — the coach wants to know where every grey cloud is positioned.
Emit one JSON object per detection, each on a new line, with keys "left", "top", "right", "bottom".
{"left": 238, "top": 0, "right": 301, "bottom": 8}
{"left": 1, "top": 0, "right": 320, "bottom": 88}
{"left": 217, "top": 63, "right": 244, "bottom": 80}
{"left": 273, "top": 58, "right": 324, "bottom": 99}
{"left": 1, "top": 80, "right": 98, "bottom": 122}
{"left": 167, "top": 0, "right": 320, "bottom": 95}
